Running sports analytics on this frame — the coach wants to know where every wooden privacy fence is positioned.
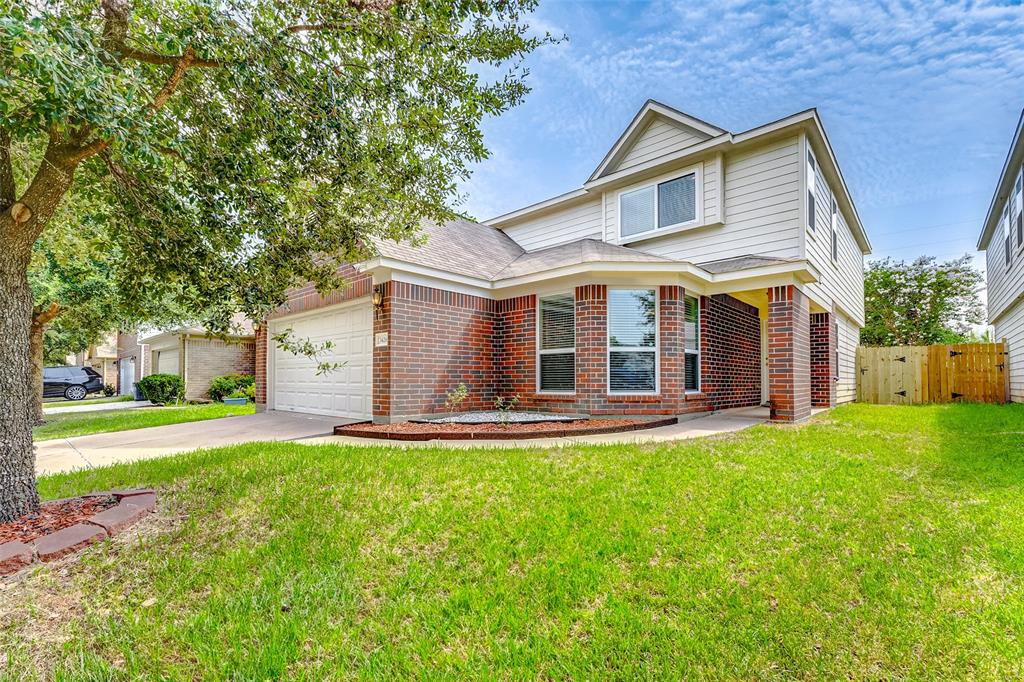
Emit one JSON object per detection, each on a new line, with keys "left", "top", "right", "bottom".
{"left": 856, "top": 342, "right": 1009, "bottom": 405}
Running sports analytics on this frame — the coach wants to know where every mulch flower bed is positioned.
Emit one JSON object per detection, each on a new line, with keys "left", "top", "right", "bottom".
{"left": 335, "top": 416, "right": 678, "bottom": 441}
{"left": 0, "top": 489, "right": 157, "bottom": 577}
{"left": 0, "top": 495, "right": 118, "bottom": 545}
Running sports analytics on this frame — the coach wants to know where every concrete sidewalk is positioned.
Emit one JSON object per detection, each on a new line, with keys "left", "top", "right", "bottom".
{"left": 300, "top": 406, "right": 771, "bottom": 450}
{"left": 36, "top": 411, "right": 342, "bottom": 476}
{"left": 43, "top": 400, "right": 154, "bottom": 415}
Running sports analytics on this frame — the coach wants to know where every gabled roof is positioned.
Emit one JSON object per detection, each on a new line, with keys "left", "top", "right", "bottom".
{"left": 978, "top": 108, "right": 1024, "bottom": 250}
{"left": 588, "top": 100, "right": 727, "bottom": 182}
{"left": 492, "top": 238, "right": 673, "bottom": 280}
{"left": 697, "top": 254, "right": 802, "bottom": 274}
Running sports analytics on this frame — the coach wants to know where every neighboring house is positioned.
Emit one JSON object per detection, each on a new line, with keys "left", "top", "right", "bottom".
{"left": 118, "top": 321, "right": 256, "bottom": 400}
{"left": 254, "top": 100, "right": 871, "bottom": 423}
{"left": 71, "top": 331, "right": 119, "bottom": 387}
{"left": 977, "top": 109, "right": 1024, "bottom": 403}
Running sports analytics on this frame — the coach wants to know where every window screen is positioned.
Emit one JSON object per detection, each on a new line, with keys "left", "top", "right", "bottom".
{"left": 538, "top": 293, "right": 575, "bottom": 392}
{"left": 684, "top": 295, "right": 700, "bottom": 392}
{"left": 620, "top": 186, "right": 656, "bottom": 237}
{"left": 658, "top": 174, "right": 696, "bottom": 228}
{"left": 608, "top": 289, "right": 657, "bottom": 392}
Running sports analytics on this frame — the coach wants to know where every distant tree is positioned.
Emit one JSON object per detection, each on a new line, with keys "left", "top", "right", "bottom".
{"left": 0, "top": 0, "right": 548, "bottom": 521}
{"left": 861, "top": 255, "right": 984, "bottom": 346}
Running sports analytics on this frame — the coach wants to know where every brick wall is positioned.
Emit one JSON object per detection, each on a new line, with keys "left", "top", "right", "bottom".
{"left": 810, "top": 312, "right": 837, "bottom": 408}
{"left": 700, "top": 294, "right": 762, "bottom": 409}
{"left": 767, "top": 285, "right": 811, "bottom": 422}
{"left": 184, "top": 336, "right": 256, "bottom": 401}
{"left": 254, "top": 326, "right": 267, "bottom": 407}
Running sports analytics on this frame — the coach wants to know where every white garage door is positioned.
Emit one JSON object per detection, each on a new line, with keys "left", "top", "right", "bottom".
{"left": 270, "top": 301, "right": 372, "bottom": 419}
{"left": 157, "top": 349, "right": 179, "bottom": 375}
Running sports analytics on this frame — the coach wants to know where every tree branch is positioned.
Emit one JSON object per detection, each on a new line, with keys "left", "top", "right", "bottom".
{"left": 121, "top": 47, "right": 220, "bottom": 68}
{"left": 0, "top": 129, "right": 14, "bottom": 209}
{"left": 32, "top": 302, "right": 62, "bottom": 326}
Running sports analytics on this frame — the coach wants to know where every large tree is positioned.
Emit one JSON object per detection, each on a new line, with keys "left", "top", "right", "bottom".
{"left": 861, "top": 255, "right": 985, "bottom": 346}
{"left": 0, "top": 0, "right": 546, "bottom": 520}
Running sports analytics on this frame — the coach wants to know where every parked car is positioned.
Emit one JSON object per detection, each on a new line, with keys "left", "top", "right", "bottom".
{"left": 42, "top": 366, "right": 105, "bottom": 401}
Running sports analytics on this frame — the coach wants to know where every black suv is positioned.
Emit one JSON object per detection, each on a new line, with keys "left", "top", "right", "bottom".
{"left": 43, "top": 366, "right": 105, "bottom": 401}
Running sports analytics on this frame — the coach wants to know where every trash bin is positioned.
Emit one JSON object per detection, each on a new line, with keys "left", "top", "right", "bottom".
{"left": 133, "top": 382, "right": 145, "bottom": 401}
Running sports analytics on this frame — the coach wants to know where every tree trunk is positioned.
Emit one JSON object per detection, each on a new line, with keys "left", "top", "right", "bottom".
{"left": 29, "top": 315, "right": 45, "bottom": 425}
{"left": 0, "top": 245, "right": 40, "bottom": 521}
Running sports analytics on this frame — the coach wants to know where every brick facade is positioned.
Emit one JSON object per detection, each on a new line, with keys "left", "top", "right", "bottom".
{"left": 183, "top": 336, "right": 256, "bottom": 400}
{"left": 700, "top": 294, "right": 762, "bottom": 410}
{"left": 810, "top": 312, "right": 837, "bottom": 408}
{"left": 256, "top": 274, "right": 821, "bottom": 422}
{"left": 767, "top": 285, "right": 811, "bottom": 422}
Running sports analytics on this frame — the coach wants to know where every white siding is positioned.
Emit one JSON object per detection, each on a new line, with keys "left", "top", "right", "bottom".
{"left": 614, "top": 136, "right": 802, "bottom": 263}
{"left": 502, "top": 199, "right": 603, "bottom": 252}
{"left": 803, "top": 149, "right": 866, "bottom": 325}
{"left": 986, "top": 215, "right": 1024, "bottom": 324}
{"left": 836, "top": 310, "right": 859, "bottom": 404}
{"left": 612, "top": 118, "right": 710, "bottom": 173}
{"left": 994, "top": 297, "right": 1024, "bottom": 402}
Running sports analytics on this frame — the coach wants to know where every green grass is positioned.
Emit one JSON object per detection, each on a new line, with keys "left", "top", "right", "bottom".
{"left": 4, "top": 403, "right": 1024, "bottom": 679}
{"left": 32, "top": 402, "right": 255, "bottom": 441}
{"left": 42, "top": 395, "right": 132, "bottom": 408}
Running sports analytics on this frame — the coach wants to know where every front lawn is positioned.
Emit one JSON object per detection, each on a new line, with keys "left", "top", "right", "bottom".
{"left": 5, "top": 403, "right": 1024, "bottom": 678}
{"left": 33, "top": 402, "right": 256, "bottom": 441}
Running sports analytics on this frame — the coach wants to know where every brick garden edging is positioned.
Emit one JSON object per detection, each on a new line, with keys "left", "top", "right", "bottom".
{"left": 0, "top": 489, "right": 156, "bottom": 577}
{"left": 334, "top": 417, "right": 678, "bottom": 441}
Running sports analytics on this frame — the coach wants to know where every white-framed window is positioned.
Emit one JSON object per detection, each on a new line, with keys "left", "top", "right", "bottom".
{"left": 1014, "top": 165, "right": 1023, "bottom": 250}
{"left": 618, "top": 169, "right": 698, "bottom": 240}
{"left": 684, "top": 295, "right": 700, "bottom": 392}
{"left": 830, "top": 196, "right": 839, "bottom": 261}
{"left": 537, "top": 293, "right": 575, "bottom": 393}
{"left": 608, "top": 288, "right": 658, "bottom": 393}
{"left": 1003, "top": 203, "right": 1012, "bottom": 267}
{"left": 807, "top": 149, "right": 817, "bottom": 232}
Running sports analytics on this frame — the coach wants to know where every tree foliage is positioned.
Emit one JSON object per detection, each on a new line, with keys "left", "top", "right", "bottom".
{"left": 861, "top": 255, "right": 985, "bottom": 346}
{"left": 0, "top": 0, "right": 548, "bottom": 520}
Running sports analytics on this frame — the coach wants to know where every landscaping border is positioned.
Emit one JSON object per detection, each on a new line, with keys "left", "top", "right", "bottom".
{"left": 0, "top": 489, "right": 156, "bottom": 577}
{"left": 334, "top": 417, "right": 678, "bottom": 441}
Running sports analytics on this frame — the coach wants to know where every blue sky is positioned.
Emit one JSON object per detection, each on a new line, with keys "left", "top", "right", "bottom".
{"left": 460, "top": 0, "right": 1024, "bottom": 279}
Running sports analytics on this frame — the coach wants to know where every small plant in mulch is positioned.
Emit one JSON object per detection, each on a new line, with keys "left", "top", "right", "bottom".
{"left": 444, "top": 383, "right": 469, "bottom": 412}
{"left": 494, "top": 394, "right": 521, "bottom": 426}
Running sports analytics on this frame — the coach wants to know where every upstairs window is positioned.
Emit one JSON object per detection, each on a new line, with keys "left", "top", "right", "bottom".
{"left": 538, "top": 293, "right": 575, "bottom": 392}
{"left": 1003, "top": 204, "right": 1012, "bottom": 267}
{"left": 807, "top": 149, "right": 817, "bottom": 232}
{"left": 1015, "top": 166, "right": 1023, "bottom": 249}
{"left": 619, "top": 171, "right": 697, "bottom": 239}
{"left": 608, "top": 289, "right": 658, "bottom": 393}
{"left": 830, "top": 197, "right": 839, "bottom": 261}
{"left": 684, "top": 295, "right": 700, "bottom": 392}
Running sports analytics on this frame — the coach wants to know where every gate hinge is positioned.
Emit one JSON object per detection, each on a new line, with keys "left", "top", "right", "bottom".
{"left": 895, "top": 390, "right": 907, "bottom": 397}
{"left": 952, "top": 392, "right": 964, "bottom": 399}
{"left": 895, "top": 356, "right": 906, "bottom": 363}
{"left": 949, "top": 350, "right": 963, "bottom": 357}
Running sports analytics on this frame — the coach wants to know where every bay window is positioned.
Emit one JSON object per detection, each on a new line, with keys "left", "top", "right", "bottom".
{"left": 608, "top": 289, "right": 658, "bottom": 393}
{"left": 684, "top": 295, "right": 700, "bottom": 392}
{"left": 538, "top": 293, "right": 575, "bottom": 392}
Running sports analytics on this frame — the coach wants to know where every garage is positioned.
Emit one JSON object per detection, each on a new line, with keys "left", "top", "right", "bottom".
{"left": 269, "top": 299, "right": 373, "bottom": 419}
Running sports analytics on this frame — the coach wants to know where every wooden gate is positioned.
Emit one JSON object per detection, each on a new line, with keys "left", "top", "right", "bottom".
{"left": 856, "top": 342, "right": 1009, "bottom": 404}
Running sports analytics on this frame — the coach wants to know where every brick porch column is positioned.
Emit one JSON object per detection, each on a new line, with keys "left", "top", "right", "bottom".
{"left": 659, "top": 285, "right": 685, "bottom": 411}
{"left": 254, "top": 324, "right": 268, "bottom": 412}
{"left": 575, "top": 284, "right": 607, "bottom": 415}
{"left": 810, "top": 312, "right": 837, "bottom": 408}
{"left": 372, "top": 282, "right": 392, "bottom": 423}
{"left": 767, "top": 285, "right": 811, "bottom": 422}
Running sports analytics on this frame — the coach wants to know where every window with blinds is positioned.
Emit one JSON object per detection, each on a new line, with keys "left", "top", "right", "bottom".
{"left": 1015, "top": 167, "right": 1023, "bottom": 249}
{"left": 830, "top": 197, "right": 839, "bottom": 261}
{"left": 619, "top": 171, "right": 697, "bottom": 239}
{"left": 684, "top": 295, "right": 700, "bottom": 392}
{"left": 608, "top": 289, "right": 657, "bottom": 392}
{"left": 807, "top": 150, "right": 817, "bottom": 232}
{"left": 538, "top": 293, "right": 575, "bottom": 392}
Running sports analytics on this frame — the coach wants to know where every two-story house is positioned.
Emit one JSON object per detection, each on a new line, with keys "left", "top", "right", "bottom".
{"left": 977, "top": 109, "right": 1024, "bottom": 403}
{"left": 254, "top": 100, "right": 871, "bottom": 423}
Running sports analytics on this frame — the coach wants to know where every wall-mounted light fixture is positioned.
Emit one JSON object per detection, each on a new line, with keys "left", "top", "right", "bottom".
{"left": 372, "top": 286, "right": 384, "bottom": 309}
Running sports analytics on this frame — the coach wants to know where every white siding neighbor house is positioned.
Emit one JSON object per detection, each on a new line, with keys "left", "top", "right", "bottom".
{"left": 977, "top": 109, "right": 1024, "bottom": 403}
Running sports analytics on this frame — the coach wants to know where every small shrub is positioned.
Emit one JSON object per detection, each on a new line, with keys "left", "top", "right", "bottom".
{"left": 138, "top": 373, "right": 185, "bottom": 404}
{"left": 208, "top": 373, "right": 255, "bottom": 402}
{"left": 444, "top": 383, "right": 469, "bottom": 412}
{"left": 494, "top": 394, "right": 520, "bottom": 425}
{"left": 102, "top": 383, "right": 116, "bottom": 397}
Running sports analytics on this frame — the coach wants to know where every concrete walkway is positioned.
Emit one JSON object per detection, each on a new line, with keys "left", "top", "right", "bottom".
{"left": 36, "top": 411, "right": 341, "bottom": 476}
{"left": 301, "top": 406, "right": 771, "bottom": 449}
{"left": 43, "top": 400, "right": 154, "bottom": 415}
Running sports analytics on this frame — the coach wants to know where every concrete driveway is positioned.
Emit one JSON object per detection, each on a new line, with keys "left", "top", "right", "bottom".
{"left": 36, "top": 411, "right": 346, "bottom": 476}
